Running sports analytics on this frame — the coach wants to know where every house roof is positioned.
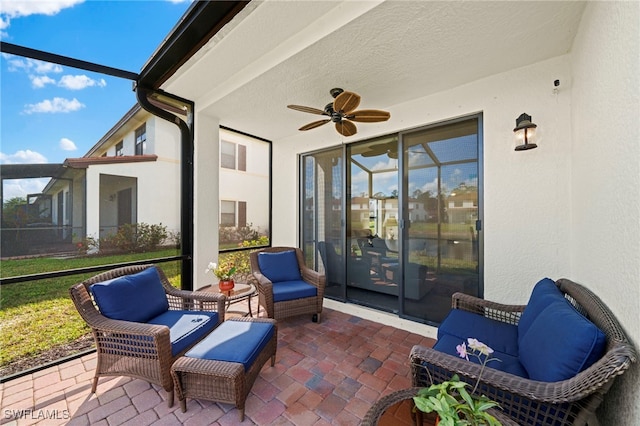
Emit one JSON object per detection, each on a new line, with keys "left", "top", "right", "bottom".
{"left": 154, "top": 1, "right": 587, "bottom": 143}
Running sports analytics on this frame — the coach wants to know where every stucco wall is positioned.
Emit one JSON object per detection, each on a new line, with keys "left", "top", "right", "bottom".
{"left": 570, "top": 2, "right": 640, "bottom": 423}
{"left": 275, "top": 54, "right": 574, "bottom": 305}
{"left": 193, "top": 114, "right": 220, "bottom": 290}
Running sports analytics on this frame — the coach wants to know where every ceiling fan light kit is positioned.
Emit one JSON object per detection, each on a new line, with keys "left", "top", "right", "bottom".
{"left": 288, "top": 88, "right": 390, "bottom": 136}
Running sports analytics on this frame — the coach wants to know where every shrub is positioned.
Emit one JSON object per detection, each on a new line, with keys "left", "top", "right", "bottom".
{"left": 80, "top": 223, "right": 168, "bottom": 254}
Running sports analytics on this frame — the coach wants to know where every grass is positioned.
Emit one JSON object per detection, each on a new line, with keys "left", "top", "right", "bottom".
{"left": 0, "top": 249, "right": 181, "bottom": 370}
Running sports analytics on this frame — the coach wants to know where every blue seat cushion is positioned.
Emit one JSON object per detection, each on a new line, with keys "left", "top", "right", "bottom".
{"left": 438, "top": 309, "right": 519, "bottom": 357}
{"left": 433, "top": 333, "right": 528, "bottom": 378}
{"left": 147, "top": 310, "right": 219, "bottom": 356}
{"left": 519, "top": 299, "right": 606, "bottom": 382}
{"left": 185, "top": 320, "right": 275, "bottom": 371}
{"left": 518, "top": 278, "right": 565, "bottom": 342}
{"left": 90, "top": 267, "right": 169, "bottom": 323}
{"left": 272, "top": 280, "right": 317, "bottom": 302}
{"left": 258, "top": 250, "right": 302, "bottom": 282}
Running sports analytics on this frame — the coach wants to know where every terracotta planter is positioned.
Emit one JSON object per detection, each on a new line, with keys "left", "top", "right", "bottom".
{"left": 219, "top": 279, "right": 235, "bottom": 291}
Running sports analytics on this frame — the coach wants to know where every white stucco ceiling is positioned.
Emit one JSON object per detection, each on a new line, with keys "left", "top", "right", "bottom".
{"left": 162, "top": 0, "right": 586, "bottom": 142}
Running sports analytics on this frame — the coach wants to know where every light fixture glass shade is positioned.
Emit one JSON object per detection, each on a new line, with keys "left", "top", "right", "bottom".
{"left": 514, "top": 113, "right": 538, "bottom": 151}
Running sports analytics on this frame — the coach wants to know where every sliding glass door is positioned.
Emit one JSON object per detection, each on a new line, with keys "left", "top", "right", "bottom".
{"left": 401, "top": 116, "right": 481, "bottom": 323}
{"left": 301, "top": 115, "right": 481, "bottom": 325}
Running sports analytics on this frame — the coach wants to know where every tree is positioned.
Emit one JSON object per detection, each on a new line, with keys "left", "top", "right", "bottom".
{"left": 2, "top": 197, "right": 27, "bottom": 228}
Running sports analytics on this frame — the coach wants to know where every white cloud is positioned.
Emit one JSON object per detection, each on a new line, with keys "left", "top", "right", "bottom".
{"left": 0, "top": 0, "right": 84, "bottom": 17}
{"left": 59, "top": 137, "right": 77, "bottom": 151}
{"left": 0, "top": 0, "right": 83, "bottom": 38}
{"left": 6, "top": 57, "right": 63, "bottom": 74}
{"left": 23, "top": 97, "right": 85, "bottom": 114}
{"left": 0, "top": 149, "right": 48, "bottom": 164}
{"left": 30, "top": 74, "right": 56, "bottom": 88}
{"left": 58, "top": 74, "right": 107, "bottom": 90}
{"left": 2, "top": 178, "right": 50, "bottom": 200}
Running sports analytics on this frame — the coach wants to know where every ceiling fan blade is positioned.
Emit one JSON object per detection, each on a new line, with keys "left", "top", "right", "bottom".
{"left": 288, "top": 105, "right": 327, "bottom": 115}
{"left": 348, "top": 109, "right": 391, "bottom": 123}
{"left": 333, "top": 91, "right": 360, "bottom": 114}
{"left": 336, "top": 120, "right": 357, "bottom": 136}
{"left": 299, "top": 119, "right": 330, "bottom": 131}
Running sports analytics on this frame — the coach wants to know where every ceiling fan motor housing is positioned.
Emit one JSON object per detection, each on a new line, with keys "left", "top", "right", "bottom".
{"left": 330, "top": 87, "right": 344, "bottom": 98}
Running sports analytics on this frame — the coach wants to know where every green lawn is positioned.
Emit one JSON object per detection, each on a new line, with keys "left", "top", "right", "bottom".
{"left": 0, "top": 250, "right": 181, "bottom": 371}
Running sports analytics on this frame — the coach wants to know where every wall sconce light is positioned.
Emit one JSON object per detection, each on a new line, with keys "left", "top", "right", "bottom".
{"left": 513, "top": 113, "right": 537, "bottom": 151}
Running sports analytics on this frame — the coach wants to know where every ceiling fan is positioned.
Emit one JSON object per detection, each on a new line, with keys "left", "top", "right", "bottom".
{"left": 287, "top": 88, "right": 390, "bottom": 137}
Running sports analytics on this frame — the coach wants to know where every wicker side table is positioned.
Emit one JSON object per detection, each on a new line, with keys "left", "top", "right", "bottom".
{"left": 361, "top": 387, "right": 519, "bottom": 426}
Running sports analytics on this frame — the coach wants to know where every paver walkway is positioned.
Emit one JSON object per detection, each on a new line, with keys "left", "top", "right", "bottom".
{"left": 1, "top": 301, "right": 435, "bottom": 425}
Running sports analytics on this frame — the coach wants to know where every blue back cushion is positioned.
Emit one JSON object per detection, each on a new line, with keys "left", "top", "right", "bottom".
{"left": 519, "top": 299, "right": 607, "bottom": 382}
{"left": 518, "top": 278, "right": 564, "bottom": 341}
{"left": 90, "top": 267, "right": 169, "bottom": 323}
{"left": 258, "top": 250, "right": 302, "bottom": 282}
{"left": 186, "top": 320, "right": 275, "bottom": 371}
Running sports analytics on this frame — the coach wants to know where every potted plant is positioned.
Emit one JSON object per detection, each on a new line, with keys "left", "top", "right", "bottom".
{"left": 413, "top": 338, "right": 502, "bottom": 426}
{"left": 205, "top": 261, "right": 237, "bottom": 291}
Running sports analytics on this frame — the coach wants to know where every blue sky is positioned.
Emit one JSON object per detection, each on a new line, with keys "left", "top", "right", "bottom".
{"left": 1, "top": 0, "right": 192, "bottom": 199}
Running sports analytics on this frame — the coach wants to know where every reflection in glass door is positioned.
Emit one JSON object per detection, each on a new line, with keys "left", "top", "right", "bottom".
{"left": 347, "top": 136, "right": 400, "bottom": 313}
{"left": 402, "top": 116, "right": 481, "bottom": 324}
{"left": 301, "top": 147, "right": 345, "bottom": 300}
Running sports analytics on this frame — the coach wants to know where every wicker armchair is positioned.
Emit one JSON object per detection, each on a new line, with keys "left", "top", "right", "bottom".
{"left": 410, "top": 279, "right": 637, "bottom": 425}
{"left": 250, "top": 246, "right": 325, "bottom": 322}
{"left": 69, "top": 265, "right": 226, "bottom": 406}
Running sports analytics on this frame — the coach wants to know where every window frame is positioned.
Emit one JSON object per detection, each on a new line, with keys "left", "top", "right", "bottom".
{"left": 135, "top": 124, "right": 146, "bottom": 155}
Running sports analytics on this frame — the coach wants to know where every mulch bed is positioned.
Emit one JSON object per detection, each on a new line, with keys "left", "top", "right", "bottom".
{"left": 0, "top": 334, "right": 95, "bottom": 379}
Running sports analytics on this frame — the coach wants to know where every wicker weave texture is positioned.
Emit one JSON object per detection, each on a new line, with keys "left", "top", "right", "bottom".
{"left": 250, "top": 247, "right": 325, "bottom": 322}
{"left": 410, "top": 279, "right": 637, "bottom": 426}
{"left": 170, "top": 317, "right": 278, "bottom": 421}
{"left": 69, "top": 264, "right": 227, "bottom": 406}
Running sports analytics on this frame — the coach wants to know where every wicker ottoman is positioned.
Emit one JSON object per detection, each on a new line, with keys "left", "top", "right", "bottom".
{"left": 170, "top": 317, "right": 277, "bottom": 421}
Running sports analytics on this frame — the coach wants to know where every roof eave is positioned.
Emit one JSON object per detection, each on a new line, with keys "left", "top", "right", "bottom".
{"left": 138, "top": 1, "right": 250, "bottom": 90}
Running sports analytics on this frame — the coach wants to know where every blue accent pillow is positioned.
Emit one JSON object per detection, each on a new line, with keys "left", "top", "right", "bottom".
{"left": 258, "top": 250, "right": 302, "bottom": 283}
{"left": 519, "top": 299, "right": 607, "bottom": 382}
{"left": 90, "top": 267, "right": 169, "bottom": 323}
{"left": 518, "top": 278, "right": 564, "bottom": 340}
{"left": 186, "top": 320, "right": 275, "bottom": 371}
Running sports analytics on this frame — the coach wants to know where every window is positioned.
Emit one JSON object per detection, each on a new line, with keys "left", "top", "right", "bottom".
{"left": 115, "top": 141, "right": 124, "bottom": 156}
{"left": 221, "top": 200, "right": 236, "bottom": 226}
{"left": 221, "top": 141, "right": 235, "bottom": 169}
{"left": 218, "top": 129, "right": 270, "bottom": 251}
{"left": 220, "top": 141, "right": 247, "bottom": 171}
{"left": 135, "top": 124, "right": 146, "bottom": 155}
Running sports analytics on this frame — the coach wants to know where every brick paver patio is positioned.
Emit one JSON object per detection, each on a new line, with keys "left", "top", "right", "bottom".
{"left": 1, "top": 298, "right": 435, "bottom": 425}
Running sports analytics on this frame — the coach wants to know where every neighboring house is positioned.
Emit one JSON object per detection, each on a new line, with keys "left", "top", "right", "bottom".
{"left": 41, "top": 104, "right": 180, "bottom": 246}
{"left": 39, "top": 104, "right": 269, "bottom": 249}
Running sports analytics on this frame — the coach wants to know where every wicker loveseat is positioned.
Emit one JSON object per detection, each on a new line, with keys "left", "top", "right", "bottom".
{"left": 410, "top": 278, "right": 637, "bottom": 425}
{"left": 70, "top": 265, "right": 226, "bottom": 406}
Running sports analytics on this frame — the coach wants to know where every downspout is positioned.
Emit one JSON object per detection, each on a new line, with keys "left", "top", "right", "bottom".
{"left": 136, "top": 86, "right": 195, "bottom": 290}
